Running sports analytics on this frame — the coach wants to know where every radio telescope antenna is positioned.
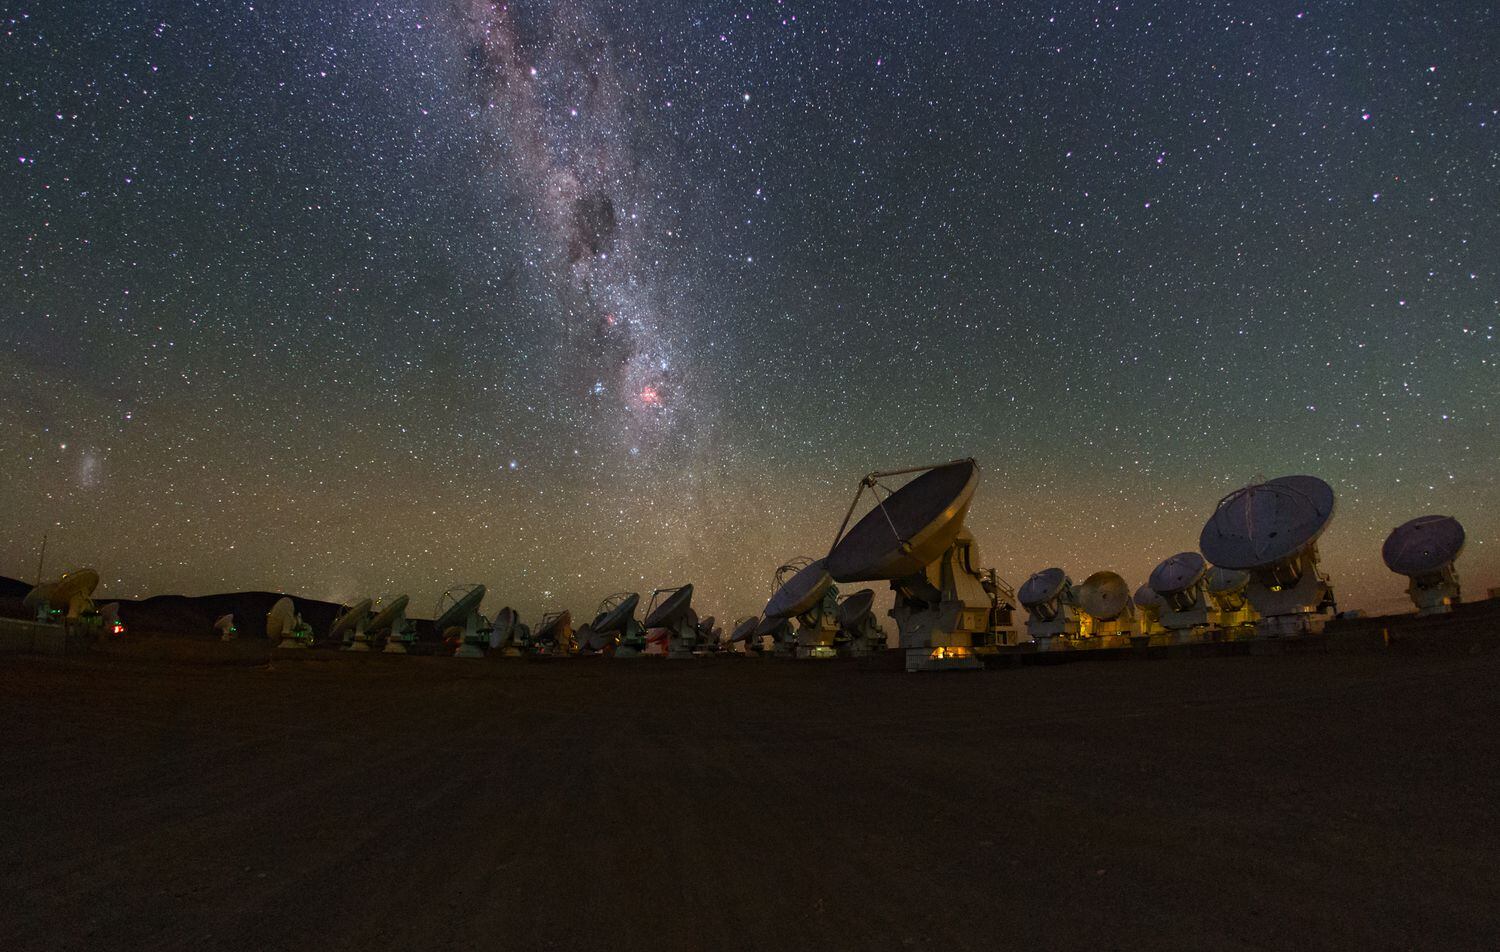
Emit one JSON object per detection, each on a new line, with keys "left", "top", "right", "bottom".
{"left": 435, "top": 585, "right": 490, "bottom": 658}
{"left": 1018, "top": 567, "right": 1079, "bottom": 649}
{"left": 1147, "top": 552, "right": 1212, "bottom": 642}
{"left": 25, "top": 567, "right": 100, "bottom": 626}
{"left": 645, "top": 585, "right": 698, "bottom": 658}
{"left": 594, "top": 592, "right": 645, "bottom": 657}
{"left": 332, "top": 598, "right": 374, "bottom": 651}
{"left": 267, "top": 596, "right": 311, "bottom": 649}
{"left": 490, "top": 606, "right": 531, "bottom": 656}
{"left": 762, "top": 558, "right": 839, "bottom": 659}
{"left": 1199, "top": 475, "right": 1337, "bottom": 636}
{"left": 1133, "top": 585, "right": 1166, "bottom": 638}
{"left": 728, "top": 616, "right": 762, "bottom": 654}
{"left": 531, "top": 610, "right": 574, "bottom": 656}
{"left": 1383, "top": 515, "right": 1465, "bottom": 615}
{"left": 836, "top": 588, "right": 887, "bottom": 656}
{"left": 367, "top": 596, "right": 414, "bottom": 653}
{"left": 825, "top": 459, "right": 993, "bottom": 671}
{"left": 1074, "top": 571, "right": 1138, "bottom": 645}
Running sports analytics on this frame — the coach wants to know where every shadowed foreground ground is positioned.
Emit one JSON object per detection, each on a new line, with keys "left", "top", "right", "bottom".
{"left": 2, "top": 648, "right": 1497, "bottom": 951}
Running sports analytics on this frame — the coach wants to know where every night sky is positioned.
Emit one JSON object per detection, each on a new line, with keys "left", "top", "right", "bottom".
{"left": 3, "top": 1, "right": 1496, "bottom": 624}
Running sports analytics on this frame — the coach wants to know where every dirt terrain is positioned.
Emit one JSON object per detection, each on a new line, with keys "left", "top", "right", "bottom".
{"left": 3, "top": 647, "right": 1498, "bottom": 951}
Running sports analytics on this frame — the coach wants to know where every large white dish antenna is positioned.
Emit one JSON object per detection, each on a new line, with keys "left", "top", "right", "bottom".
{"left": 1149, "top": 552, "right": 1208, "bottom": 596}
{"left": 826, "top": 459, "right": 979, "bottom": 582}
{"left": 1382, "top": 515, "right": 1465, "bottom": 577}
{"left": 645, "top": 585, "right": 693, "bottom": 628}
{"left": 1018, "top": 568, "right": 1068, "bottom": 609}
{"left": 1199, "top": 475, "right": 1335, "bottom": 570}
{"left": 837, "top": 589, "right": 876, "bottom": 628}
{"left": 764, "top": 559, "right": 833, "bottom": 620}
{"left": 368, "top": 595, "right": 410, "bottom": 631}
{"left": 329, "top": 599, "right": 372, "bottom": 639}
{"left": 1077, "top": 571, "right": 1131, "bottom": 622}
{"left": 266, "top": 597, "right": 297, "bottom": 638}
{"left": 434, "top": 585, "right": 485, "bottom": 633}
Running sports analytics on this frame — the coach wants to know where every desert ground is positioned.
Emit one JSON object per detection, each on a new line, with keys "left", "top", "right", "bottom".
{"left": 3, "top": 645, "right": 1498, "bottom": 951}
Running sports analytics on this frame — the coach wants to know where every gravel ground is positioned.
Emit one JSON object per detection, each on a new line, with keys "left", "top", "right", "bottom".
{"left": 2, "top": 648, "right": 1497, "bottom": 951}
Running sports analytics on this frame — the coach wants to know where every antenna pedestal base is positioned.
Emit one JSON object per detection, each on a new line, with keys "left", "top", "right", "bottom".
{"left": 890, "top": 592, "right": 986, "bottom": 656}
{"left": 453, "top": 614, "right": 491, "bottom": 659}
{"left": 794, "top": 613, "right": 839, "bottom": 659}
{"left": 383, "top": 627, "right": 416, "bottom": 654}
{"left": 1410, "top": 579, "right": 1460, "bottom": 615}
{"left": 796, "top": 644, "right": 837, "bottom": 659}
{"left": 844, "top": 626, "right": 886, "bottom": 656}
{"left": 1086, "top": 619, "right": 1138, "bottom": 648}
{"left": 904, "top": 646, "right": 981, "bottom": 672}
{"left": 277, "top": 627, "right": 312, "bottom": 650}
{"left": 667, "top": 621, "right": 698, "bottom": 659}
{"left": 1025, "top": 617, "right": 1079, "bottom": 649}
{"left": 1246, "top": 572, "right": 1333, "bottom": 637}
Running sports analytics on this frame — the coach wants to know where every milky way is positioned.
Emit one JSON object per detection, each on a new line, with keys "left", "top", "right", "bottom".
{"left": 459, "top": 0, "right": 704, "bottom": 463}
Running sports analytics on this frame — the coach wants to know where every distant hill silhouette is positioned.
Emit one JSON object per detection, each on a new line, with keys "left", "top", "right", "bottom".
{"left": 0, "top": 577, "right": 437, "bottom": 642}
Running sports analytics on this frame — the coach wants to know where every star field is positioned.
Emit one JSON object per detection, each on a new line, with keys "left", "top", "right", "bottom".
{"left": 2, "top": 1, "right": 1496, "bottom": 622}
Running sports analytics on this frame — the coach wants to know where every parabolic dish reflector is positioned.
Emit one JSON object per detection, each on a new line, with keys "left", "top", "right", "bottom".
{"left": 53, "top": 568, "right": 99, "bottom": 603}
{"left": 764, "top": 559, "right": 833, "bottom": 620}
{"left": 1206, "top": 566, "right": 1249, "bottom": 596}
{"left": 754, "top": 613, "right": 789, "bottom": 637}
{"left": 534, "top": 610, "right": 571, "bottom": 641}
{"left": 1382, "top": 515, "right": 1465, "bottom": 576}
{"left": 26, "top": 568, "right": 100, "bottom": 610}
{"left": 1149, "top": 552, "right": 1208, "bottom": 596}
{"left": 645, "top": 585, "right": 693, "bottom": 628}
{"left": 1018, "top": 567, "right": 1068, "bottom": 608}
{"left": 368, "top": 595, "right": 410, "bottom": 631}
{"left": 435, "top": 585, "right": 485, "bottom": 632}
{"left": 827, "top": 460, "right": 979, "bottom": 582}
{"left": 729, "top": 616, "right": 759, "bottom": 644}
{"left": 330, "top": 598, "right": 372, "bottom": 637}
{"left": 595, "top": 593, "right": 640, "bottom": 634}
{"left": 1077, "top": 571, "right": 1131, "bottom": 621}
{"left": 1133, "top": 584, "right": 1165, "bottom": 611}
{"left": 1200, "top": 475, "right": 1335, "bottom": 570}
{"left": 837, "top": 588, "right": 876, "bottom": 628}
